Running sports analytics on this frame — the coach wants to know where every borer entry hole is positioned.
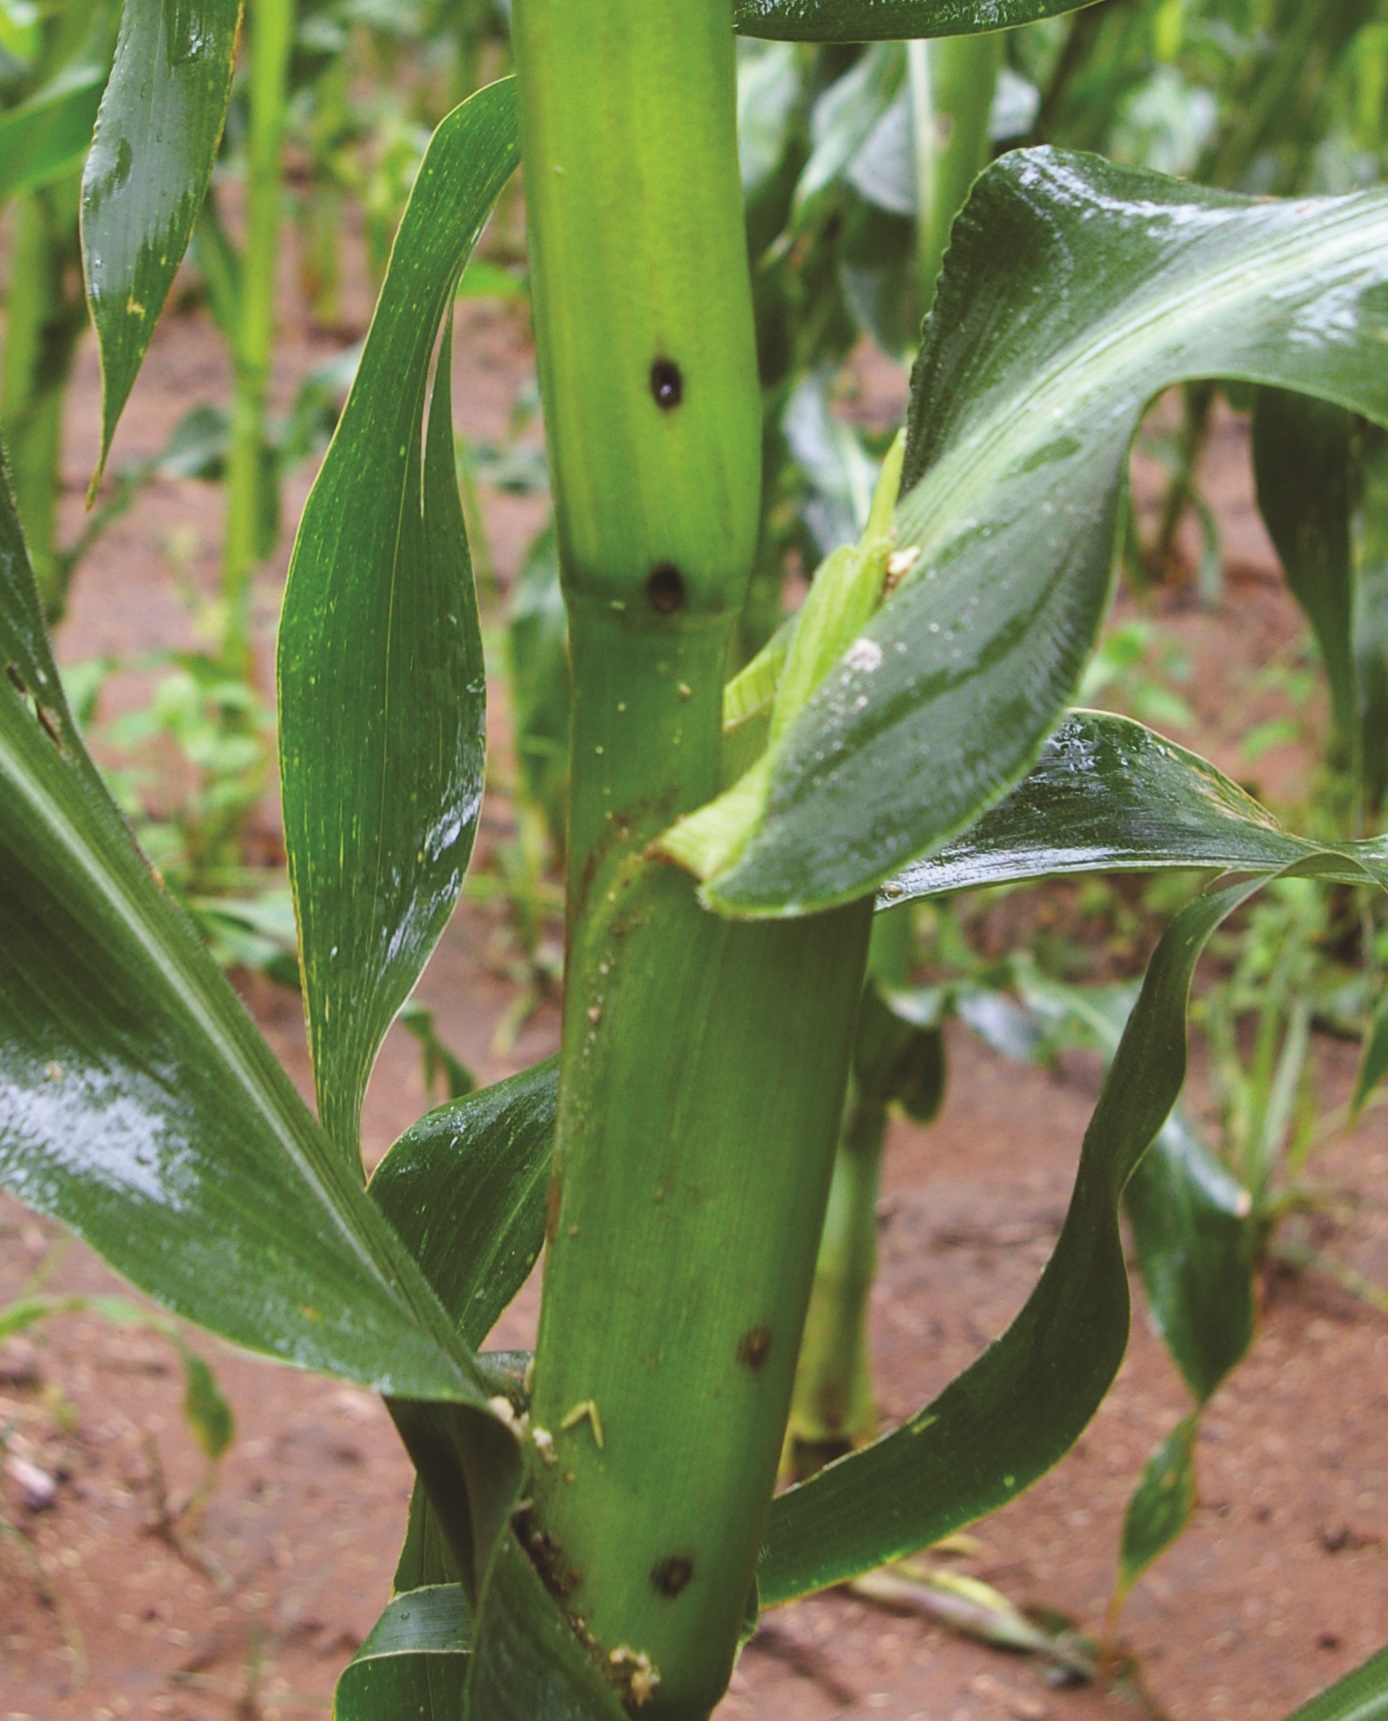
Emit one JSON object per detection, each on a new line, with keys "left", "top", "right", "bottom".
{"left": 651, "top": 1554, "right": 695, "bottom": 1598}
{"left": 739, "top": 1327, "right": 773, "bottom": 1372}
{"left": 646, "top": 562, "right": 686, "bottom": 616}
{"left": 649, "top": 358, "right": 683, "bottom": 411}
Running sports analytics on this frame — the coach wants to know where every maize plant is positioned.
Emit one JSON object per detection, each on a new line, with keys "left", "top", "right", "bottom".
{"left": 4, "top": 0, "right": 1388, "bottom": 1715}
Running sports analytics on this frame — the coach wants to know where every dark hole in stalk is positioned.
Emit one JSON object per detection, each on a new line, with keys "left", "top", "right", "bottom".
{"left": 646, "top": 562, "right": 686, "bottom": 616}
{"left": 651, "top": 1554, "right": 695, "bottom": 1598}
{"left": 739, "top": 1327, "right": 772, "bottom": 1371}
{"left": 649, "top": 357, "right": 683, "bottom": 410}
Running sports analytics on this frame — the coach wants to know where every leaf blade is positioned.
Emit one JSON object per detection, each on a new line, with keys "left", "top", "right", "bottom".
{"left": 278, "top": 80, "right": 520, "bottom": 1161}
{"left": 701, "top": 153, "right": 1388, "bottom": 914}
{"left": 878, "top": 711, "right": 1388, "bottom": 905}
{"left": 368, "top": 1058, "right": 557, "bottom": 1350}
{"left": 758, "top": 879, "right": 1259, "bottom": 1604}
{"left": 0, "top": 455, "right": 473, "bottom": 1403}
{"left": 81, "top": 0, "right": 242, "bottom": 475}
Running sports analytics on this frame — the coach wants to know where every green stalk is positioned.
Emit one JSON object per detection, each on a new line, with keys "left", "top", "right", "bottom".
{"left": 1, "top": 183, "right": 86, "bottom": 623}
{"left": 220, "top": 0, "right": 294, "bottom": 677}
{"left": 783, "top": 1085, "right": 886, "bottom": 1472}
{"left": 907, "top": 32, "right": 1000, "bottom": 311}
{"left": 785, "top": 904, "right": 917, "bottom": 1479}
{"left": 513, "top": 4, "right": 872, "bottom": 1713}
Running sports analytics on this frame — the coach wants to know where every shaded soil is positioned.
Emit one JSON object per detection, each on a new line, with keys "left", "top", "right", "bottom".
{"left": 2, "top": 246, "right": 1387, "bottom": 1721}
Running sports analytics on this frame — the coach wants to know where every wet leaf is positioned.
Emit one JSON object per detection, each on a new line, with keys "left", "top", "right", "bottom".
{"left": 0, "top": 454, "right": 476, "bottom": 1403}
{"left": 734, "top": 0, "right": 1101, "bottom": 43}
{"left": 278, "top": 81, "right": 519, "bottom": 1162}
{"left": 696, "top": 154, "right": 1388, "bottom": 914}
{"left": 877, "top": 712, "right": 1388, "bottom": 906}
{"left": 368, "top": 1058, "right": 557, "bottom": 1350}
{"left": 333, "top": 1586, "right": 471, "bottom": 1721}
{"left": 82, "top": 0, "right": 242, "bottom": 476}
{"left": 758, "top": 879, "right": 1261, "bottom": 1603}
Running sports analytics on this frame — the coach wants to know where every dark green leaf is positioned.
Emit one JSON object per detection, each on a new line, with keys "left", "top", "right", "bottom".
{"left": 853, "top": 984, "right": 945, "bottom": 1121}
{"left": 878, "top": 712, "right": 1388, "bottom": 906}
{"left": 395, "top": 1482, "right": 464, "bottom": 1594}
{"left": 1015, "top": 969, "right": 1257, "bottom": 1405}
{"left": 279, "top": 81, "right": 520, "bottom": 1161}
{"left": 1124, "top": 1110, "right": 1255, "bottom": 1405}
{"left": 1253, "top": 389, "right": 1358, "bottom": 756}
{"left": 82, "top": 0, "right": 242, "bottom": 475}
{"left": 0, "top": 456, "right": 476, "bottom": 1402}
{"left": 1284, "top": 1645, "right": 1388, "bottom": 1721}
{"left": 758, "top": 879, "right": 1259, "bottom": 1604}
{"left": 369, "top": 1058, "right": 557, "bottom": 1349}
{"left": 699, "top": 154, "right": 1388, "bottom": 914}
{"left": 463, "top": 1532, "right": 627, "bottom": 1721}
{"left": 1358, "top": 428, "right": 1388, "bottom": 815}
{"left": 1117, "top": 1413, "right": 1198, "bottom": 1602}
{"left": 733, "top": 0, "right": 1101, "bottom": 43}
{"left": 334, "top": 1586, "right": 471, "bottom": 1721}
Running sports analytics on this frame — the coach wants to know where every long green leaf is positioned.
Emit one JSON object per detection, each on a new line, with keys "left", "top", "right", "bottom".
{"left": 279, "top": 80, "right": 519, "bottom": 1162}
{"left": 878, "top": 712, "right": 1388, "bottom": 905}
{"left": 732, "top": 0, "right": 1101, "bottom": 42}
{"left": 1253, "top": 388, "right": 1358, "bottom": 758}
{"left": 333, "top": 1587, "right": 471, "bottom": 1721}
{"left": 758, "top": 879, "right": 1260, "bottom": 1604}
{"left": 81, "top": 0, "right": 242, "bottom": 476}
{"left": 0, "top": 454, "right": 474, "bottom": 1403}
{"left": 369, "top": 1058, "right": 557, "bottom": 1349}
{"left": 695, "top": 153, "right": 1388, "bottom": 914}
{"left": 1013, "top": 966, "right": 1257, "bottom": 1406}
{"left": 1286, "top": 1647, "right": 1388, "bottom": 1721}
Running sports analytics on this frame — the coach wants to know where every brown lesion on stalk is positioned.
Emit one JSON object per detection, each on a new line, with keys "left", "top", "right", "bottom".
{"left": 650, "top": 1553, "right": 695, "bottom": 1598}
{"left": 738, "top": 1327, "right": 773, "bottom": 1372}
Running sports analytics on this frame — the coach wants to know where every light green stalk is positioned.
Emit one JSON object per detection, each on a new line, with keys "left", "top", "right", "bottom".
{"left": 513, "top": 3, "right": 873, "bottom": 1714}
{"left": 907, "top": 32, "right": 1000, "bottom": 310}
{"left": 785, "top": 904, "right": 919, "bottom": 1478}
{"left": 220, "top": 0, "right": 294, "bottom": 677}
